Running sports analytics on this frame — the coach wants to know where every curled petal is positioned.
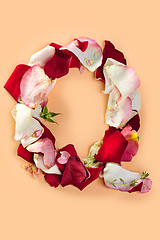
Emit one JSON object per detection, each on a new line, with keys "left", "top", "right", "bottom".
{"left": 12, "top": 103, "right": 44, "bottom": 147}
{"left": 4, "top": 64, "right": 31, "bottom": 101}
{"left": 103, "top": 163, "right": 141, "bottom": 192}
{"left": 95, "top": 41, "right": 126, "bottom": 81}
{"left": 27, "top": 137, "right": 55, "bottom": 169}
{"left": 95, "top": 127, "right": 128, "bottom": 164}
{"left": 20, "top": 65, "right": 55, "bottom": 108}
{"left": 61, "top": 37, "right": 103, "bottom": 72}
{"left": 61, "top": 156, "right": 89, "bottom": 189}
{"left": 57, "top": 151, "right": 71, "bottom": 164}
{"left": 105, "top": 87, "right": 132, "bottom": 128}
{"left": 104, "top": 59, "right": 140, "bottom": 101}
{"left": 33, "top": 154, "right": 61, "bottom": 174}
{"left": 75, "top": 166, "right": 104, "bottom": 190}
{"left": 29, "top": 45, "right": 55, "bottom": 67}
{"left": 56, "top": 144, "right": 79, "bottom": 173}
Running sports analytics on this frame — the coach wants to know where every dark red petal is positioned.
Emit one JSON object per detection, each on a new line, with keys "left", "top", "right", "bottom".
{"left": 44, "top": 173, "right": 62, "bottom": 187}
{"left": 74, "top": 38, "right": 88, "bottom": 52}
{"left": 49, "top": 42, "right": 80, "bottom": 68}
{"left": 49, "top": 42, "right": 62, "bottom": 49}
{"left": 56, "top": 144, "right": 79, "bottom": 173}
{"left": 126, "top": 113, "right": 140, "bottom": 132}
{"left": 17, "top": 144, "right": 34, "bottom": 163}
{"left": 44, "top": 48, "right": 72, "bottom": 80}
{"left": 4, "top": 64, "right": 31, "bottom": 101}
{"left": 61, "top": 156, "right": 88, "bottom": 188}
{"left": 95, "top": 41, "right": 126, "bottom": 82}
{"left": 128, "top": 182, "right": 143, "bottom": 193}
{"left": 63, "top": 49, "right": 81, "bottom": 68}
{"left": 76, "top": 166, "right": 104, "bottom": 190}
{"left": 95, "top": 127, "right": 128, "bottom": 164}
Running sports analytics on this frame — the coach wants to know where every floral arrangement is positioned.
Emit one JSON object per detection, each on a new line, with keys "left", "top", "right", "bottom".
{"left": 4, "top": 37, "right": 152, "bottom": 193}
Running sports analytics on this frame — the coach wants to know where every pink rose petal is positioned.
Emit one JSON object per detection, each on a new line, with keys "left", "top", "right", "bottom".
{"left": 20, "top": 65, "right": 54, "bottom": 108}
{"left": 61, "top": 37, "right": 102, "bottom": 72}
{"left": 57, "top": 151, "right": 71, "bottom": 164}
{"left": 27, "top": 137, "right": 55, "bottom": 169}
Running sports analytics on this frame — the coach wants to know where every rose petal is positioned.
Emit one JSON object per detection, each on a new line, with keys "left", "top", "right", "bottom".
{"left": 57, "top": 151, "right": 71, "bottom": 164}
{"left": 105, "top": 87, "right": 132, "bottom": 128}
{"left": 129, "top": 90, "right": 141, "bottom": 111}
{"left": 103, "top": 163, "right": 141, "bottom": 192}
{"left": 95, "top": 41, "right": 126, "bottom": 82}
{"left": 44, "top": 174, "right": 62, "bottom": 188}
{"left": 20, "top": 65, "right": 55, "bottom": 108}
{"left": 12, "top": 103, "right": 44, "bottom": 147}
{"left": 61, "top": 156, "right": 89, "bottom": 188}
{"left": 56, "top": 144, "right": 79, "bottom": 173}
{"left": 4, "top": 64, "right": 31, "bottom": 101}
{"left": 44, "top": 48, "right": 72, "bottom": 80}
{"left": 17, "top": 144, "right": 34, "bottom": 163}
{"left": 27, "top": 137, "right": 55, "bottom": 169}
{"left": 61, "top": 37, "right": 102, "bottom": 72}
{"left": 75, "top": 166, "right": 104, "bottom": 190}
{"left": 49, "top": 42, "right": 81, "bottom": 69}
{"left": 121, "top": 125, "right": 139, "bottom": 162}
{"left": 33, "top": 154, "right": 61, "bottom": 174}
{"left": 104, "top": 59, "right": 140, "bottom": 101}
{"left": 29, "top": 45, "right": 55, "bottom": 67}
{"left": 126, "top": 113, "right": 140, "bottom": 132}
{"left": 95, "top": 127, "right": 128, "bottom": 164}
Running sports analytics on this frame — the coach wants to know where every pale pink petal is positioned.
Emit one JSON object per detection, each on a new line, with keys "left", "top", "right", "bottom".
{"left": 103, "top": 163, "right": 141, "bottom": 192}
{"left": 12, "top": 103, "right": 44, "bottom": 147}
{"left": 57, "top": 151, "right": 71, "bottom": 164}
{"left": 27, "top": 137, "right": 55, "bottom": 168}
{"left": 103, "top": 58, "right": 124, "bottom": 94}
{"left": 20, "top": 65, "right": 54, "bottom": 108}
{"left": 29, "top": 45, "right": 55, "bottom": 67}
{"left": 34, "top": 154, "right": 61, "bottom": 174}
{"left": 105, "top": 87, "right": 132, "bottom": 128}
{"left": 103, "top": 58, "right": 140, "bottom": 102}
{"left": 129, "top": 90, "right": 141, "bottom": 111}
{"left": 141, "top": 179, "right": 152, "bottom": 193}
{"left": 61, "top": 37, "right": 102, "bottom": 72}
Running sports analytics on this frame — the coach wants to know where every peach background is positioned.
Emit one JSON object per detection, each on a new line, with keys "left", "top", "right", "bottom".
{"left": 0, "top": 0, "right": 159, "bottom": 239}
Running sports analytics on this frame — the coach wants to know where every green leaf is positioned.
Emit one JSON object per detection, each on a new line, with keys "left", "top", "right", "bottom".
{"left": 47, "top": 112, "right": 61, "bottom": 118}
{"left": 47, "top": 118, "right": 58, "bottom": 124}
{"left": 43, "top": 105, "right": 48, "bottom": 114}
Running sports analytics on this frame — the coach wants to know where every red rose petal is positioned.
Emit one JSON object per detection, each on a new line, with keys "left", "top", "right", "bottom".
{"left": 74, "top": 38, "right": 88, "bottom": 52}
{"left": 76, "top": 166, "right": 104, "bottom": 190}
{"left": 44, "top": 48, "right": 72, "bottom": 80}
{"left": 128, "top": 182, "right": 143, "bottom": 193}
{"left": 95, "top": 127, "right": 128, "bottom": 164}
{"left": 49, "top": 42, "right": 80, "bottom": 68}
{"left": 44, "top": 173, "right": 62, "bottom": 188}
{"left": 95, "top": 41, "right": 126, "bottom": 82}
{"left": 61, "top": 156, "right": 88, "bottom": 188}
{"left": 56, "top": 144, "right": 79, "bottom": 173}
{"left": 4, "top": 64, "right": 31, "bottom": 101}
{"left": 17, "top": 144, "right": 34, "bottom": 163}
{"left": 126, "top": 113, "right": 140, "bottom": 132}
